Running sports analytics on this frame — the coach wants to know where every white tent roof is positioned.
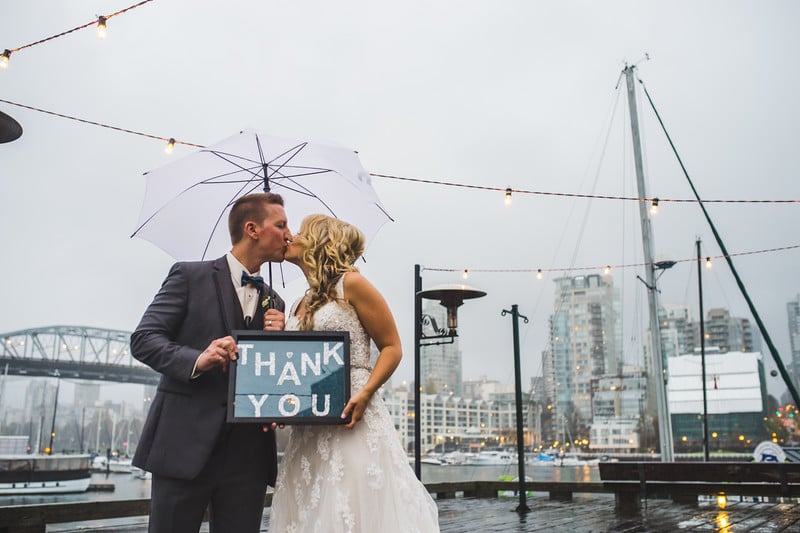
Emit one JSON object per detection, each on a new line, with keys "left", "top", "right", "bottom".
{"left": 667, "top": 352, "right": 763, "bottom": 415}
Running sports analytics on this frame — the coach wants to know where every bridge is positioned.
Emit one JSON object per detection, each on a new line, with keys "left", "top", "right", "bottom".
{"left": 0, "top": 325, "right": 159, "bottom": 385}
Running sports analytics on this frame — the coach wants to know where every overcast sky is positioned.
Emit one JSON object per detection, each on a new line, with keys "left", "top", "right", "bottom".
{"left": 2, "top": 1, "right": 799, "bottom": 404}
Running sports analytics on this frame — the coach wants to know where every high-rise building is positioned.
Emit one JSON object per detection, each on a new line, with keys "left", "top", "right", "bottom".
{"left": 74, "top": 383, "right": 100, "bottom": 409}
{"left": 420, "top": 301, "right": 462, "bottom": 396}
{"left": 703, "top": 308, "right": 757, "bottom": 353}
{"left": 658, "top": 304, "right": 694, "bottom": 359}
{"left": 548, "top": 273, "right": 622, "bottom": 433}
{"left": 788, "top": 295, "right": 800, "bottom": 389}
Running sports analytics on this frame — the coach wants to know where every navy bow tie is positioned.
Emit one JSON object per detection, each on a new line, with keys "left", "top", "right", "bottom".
{"left": 241, "top": 271, "right": 264, "bottom": 287}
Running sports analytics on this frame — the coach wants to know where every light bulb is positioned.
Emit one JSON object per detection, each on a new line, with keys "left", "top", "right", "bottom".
{"left": 604, "top": 265, "right": 611, "bottom": 275}
{"left": 462, "top": 269, "right": 469, "bottom": 280}
{"left": 536, "top": 269, "right": 543, "bottom": 280}
{"left": 705, "top": 257, "right": 712, "bottom": 269}
{"left": 504, "top": 187, "right": 512, "bottom": 206}
{"left": 97, "top": 17, "right": 107, "bottom": 39}
{"left": 164, "top": 138, "right": 175, "bottom": 154}
{"left": 1, "top": 50, "right": 10, "bottom": 69}
{"left": 650, "top": 198, "right": 659, "bottom": 216}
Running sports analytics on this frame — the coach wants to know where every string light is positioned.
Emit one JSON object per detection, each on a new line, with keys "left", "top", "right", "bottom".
{"left": 420, "top": 243, "right": 800, "bottom": 276}
{"left": 372, "top": 173, "right": 800, "bottom": 205}
{"left": 96, "top": 16, "right": 108, "bottom": 39}
{"left": 650, "top": 198, "right": 659, "bottom": 215}
{"left": 2, "top": 91, "right": 800, "bottom": 207}
{"left": 604, "top": 265, "right": 611, "bottom": 275}
{"left": 0, "top": 50, "right": 10, "bottom": 69}
{"left": 0, "top": 1, "right": 153, "bottom": 65}
{"left": 504, "top": 187, "right": 512, "bottom": 206}
{"left": 462, "top": 269, "right": 469, "bottom": 280}
{"left": 164, "top": 138, "right": 176, "bottom": 154}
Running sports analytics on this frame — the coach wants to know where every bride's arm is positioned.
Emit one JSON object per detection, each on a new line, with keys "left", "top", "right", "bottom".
{"left": 340, "top": 271, "right": 402, "bottom": 429}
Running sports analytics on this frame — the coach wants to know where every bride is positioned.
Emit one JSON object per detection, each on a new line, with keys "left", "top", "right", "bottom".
{"left": 268, "top": 214, "right": 439, "bottom": 533}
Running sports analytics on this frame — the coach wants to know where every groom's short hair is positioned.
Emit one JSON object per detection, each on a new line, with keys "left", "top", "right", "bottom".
{"left": 228, "top": 193, "right": 285, "bottom": 244}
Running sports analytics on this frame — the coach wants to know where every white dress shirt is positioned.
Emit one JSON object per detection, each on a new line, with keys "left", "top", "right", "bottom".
{"left": 226, "top": 252, "right": 260, "bottom": 324}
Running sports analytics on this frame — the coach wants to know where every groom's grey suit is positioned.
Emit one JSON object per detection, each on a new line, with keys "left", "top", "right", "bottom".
{"left": 131, "top": 256, "right": 283, "bottom": 532}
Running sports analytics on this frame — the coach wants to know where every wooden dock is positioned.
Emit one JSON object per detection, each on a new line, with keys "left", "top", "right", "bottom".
{"left": 3, "top": 480, "right": 800, "bottom": 532}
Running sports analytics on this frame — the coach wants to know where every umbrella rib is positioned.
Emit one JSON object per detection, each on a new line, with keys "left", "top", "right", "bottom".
{"left": 199, "top": 182, "right": 263, "bottom": 259}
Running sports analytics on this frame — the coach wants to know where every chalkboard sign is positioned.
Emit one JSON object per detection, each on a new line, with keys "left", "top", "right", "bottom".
{"left": 227, "top": 330, "right": 351, "bottom": 424}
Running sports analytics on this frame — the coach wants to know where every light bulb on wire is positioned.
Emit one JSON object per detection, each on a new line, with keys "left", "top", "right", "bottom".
{"left": 97, "top": 16, "right": 107, "bottom": 39}
{"left": 705, "top": 257, "right": 713, "bottom": 269}
{"left": 1, "top": 50, "right": 10, "bottom": 69}
{"left": 536, "top": 269, "right": 543, "bottom": 280}
{"left": 650, "top": 198, "right": 659, "bottom": 216}
{"left": 604, "top": 265, "right": 611, "bottom": 275}
{"left": 462, "top": 269, "right": 469, "bottom": 280}
{"left": 164, "top": 138, "right": 175, "bottom": 154}
{"left": 504, "top": 187, "right": 512, "bottom": 206}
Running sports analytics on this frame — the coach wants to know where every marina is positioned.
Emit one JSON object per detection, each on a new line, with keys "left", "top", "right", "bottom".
{"left": 0, "top": 465, "right": 798, "bottom": 532}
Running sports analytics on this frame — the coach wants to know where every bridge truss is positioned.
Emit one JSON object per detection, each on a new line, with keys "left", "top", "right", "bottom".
{"left": 0, "top": 325, "right": 159, "bottom": 385}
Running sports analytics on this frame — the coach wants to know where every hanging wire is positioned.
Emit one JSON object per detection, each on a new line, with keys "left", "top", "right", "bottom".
{"left": 420, "top": 243, "right": 800, "bottom": 275}
{"left": 0, "top": 93, "right": 798, "bottom": 205}
{"left": 0, "top": 98, "right": 203, "bottom": 148}
{"left": 2, "top": 0, "right": 155, "bottom": 56}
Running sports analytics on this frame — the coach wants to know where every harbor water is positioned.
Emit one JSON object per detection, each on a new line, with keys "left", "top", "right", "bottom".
{"left": 0, "top": 462, "right": 598, "bottom": 507}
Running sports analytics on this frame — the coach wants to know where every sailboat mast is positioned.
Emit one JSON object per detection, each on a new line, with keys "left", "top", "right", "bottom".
{"left": 624, "top": 64, "right": 674, "bottom": 462}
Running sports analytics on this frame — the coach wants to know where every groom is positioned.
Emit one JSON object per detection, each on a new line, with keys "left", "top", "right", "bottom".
{"left": 131, "top": 192, "right": 292, "bottom": 533}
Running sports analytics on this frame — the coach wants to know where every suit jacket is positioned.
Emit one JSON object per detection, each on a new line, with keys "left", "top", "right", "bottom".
{"left": 131, "top": 256, "right": 284, "bottom": 483}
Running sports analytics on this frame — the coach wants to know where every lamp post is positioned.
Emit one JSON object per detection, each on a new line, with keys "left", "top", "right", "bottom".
{"left": 414, "top": 264, "right": 486, "bottom": 480}
{"left": 501, "top": 304, "right": 530, "bottom": 514}
{"left": 47, "top": 371, "right": 61, "bottom": 455}
{"left": 696, "top": 238, "right": 710, "bottom": 461}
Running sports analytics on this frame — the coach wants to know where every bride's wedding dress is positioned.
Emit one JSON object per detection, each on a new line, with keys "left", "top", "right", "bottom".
{"left": 268, "top": 275, "right": 439, "bottom": 532}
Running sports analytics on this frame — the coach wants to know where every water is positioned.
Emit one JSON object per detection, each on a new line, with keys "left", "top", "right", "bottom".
{"left": 421, "top": 463, "right": 600, "bottom": 483}
{"left": 0, "top": 472, "right": 151, "bottom": 507}
{"left": 0, "top": 464, "right": 600, "bottom": 531}
{"left": 0, "top": 464, "right": 598, "bottom": 507}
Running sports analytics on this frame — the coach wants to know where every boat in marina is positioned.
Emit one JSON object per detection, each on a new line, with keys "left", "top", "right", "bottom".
{"left": 91, "top": 455, "right": 133, "bottom": 473}
{"left": 0, "top": 454, "right": 92, "bottom": 494}
{"left": 464, "top": 449, "right": 517, "bottom": 466}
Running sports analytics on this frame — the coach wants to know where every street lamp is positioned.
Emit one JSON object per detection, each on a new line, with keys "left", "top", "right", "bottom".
{"left": 413, "top": 264, "right": 486, "bottom": 479}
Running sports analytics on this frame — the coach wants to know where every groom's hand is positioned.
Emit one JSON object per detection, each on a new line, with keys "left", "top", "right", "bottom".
{"left": 196, "top": 336, "right": 237, "bottom": 373}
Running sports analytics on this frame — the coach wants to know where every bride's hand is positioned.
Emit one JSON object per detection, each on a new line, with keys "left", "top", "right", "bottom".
{"left": 341, "top": 388, "right": 373, "bottom": 429}
{"left": 263, "top": 309, "right": 285, "bottom": 331}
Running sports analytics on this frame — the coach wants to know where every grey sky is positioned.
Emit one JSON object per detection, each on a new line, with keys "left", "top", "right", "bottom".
{"left": 2, "top": 1, "right": 799, "bottom": 401}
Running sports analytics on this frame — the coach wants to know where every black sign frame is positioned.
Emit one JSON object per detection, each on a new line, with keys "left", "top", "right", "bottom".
{"left": 227, "top": 330, "right": 351, "bottom": 425}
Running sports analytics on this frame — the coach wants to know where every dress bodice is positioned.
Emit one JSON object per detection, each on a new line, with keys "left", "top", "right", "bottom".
{"left": 286, "top": 275, "right": 373, "bottom": 379}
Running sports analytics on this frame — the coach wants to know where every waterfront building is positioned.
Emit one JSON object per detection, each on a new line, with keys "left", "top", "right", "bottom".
{"left": 787, "top": 295, "right": 800, "bottom": 390}
{"left": 383, "top": 388, "right": 526, "bottom": 453}
{"left": 667, "top": 351, "right": 767, "bottom": 451}
{"left": 657, "top": 304, "right": 694, "bottom": 359}
{"left": 547, "top": 273, "right": 622, "bottom": 435}
{"left": 73, "top": 383, "right": 100, "bottom": 409}
{"left": 702, "top": 308, "right": 758, "bottom": 354}
{"left": 588, "top": 370, "right": 647, "bottom": 453}
{"left": 421, "top": 301, "right": 463, "bottom": 396}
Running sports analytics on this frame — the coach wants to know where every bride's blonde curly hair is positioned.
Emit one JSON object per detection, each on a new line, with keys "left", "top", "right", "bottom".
{"left": 294, "top": 214, "right": 365, "bottom": 331}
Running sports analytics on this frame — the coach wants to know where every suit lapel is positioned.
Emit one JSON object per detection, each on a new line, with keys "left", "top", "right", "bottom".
{"left": 212, "top": 256, "right": 242, "bottom": 332}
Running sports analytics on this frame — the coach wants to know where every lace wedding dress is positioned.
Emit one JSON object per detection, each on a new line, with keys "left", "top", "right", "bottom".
{"left": 268, "top": 275, "right": 439, "bottom": 533}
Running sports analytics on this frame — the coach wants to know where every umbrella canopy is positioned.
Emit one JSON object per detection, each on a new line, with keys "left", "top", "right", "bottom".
{"left": 132, "top": 129, "right": 392, "bottom": 284}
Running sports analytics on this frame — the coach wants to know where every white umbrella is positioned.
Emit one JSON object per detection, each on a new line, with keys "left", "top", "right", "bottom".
{"left": 132, "top": 129, "right": 392, "bottom": 285}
